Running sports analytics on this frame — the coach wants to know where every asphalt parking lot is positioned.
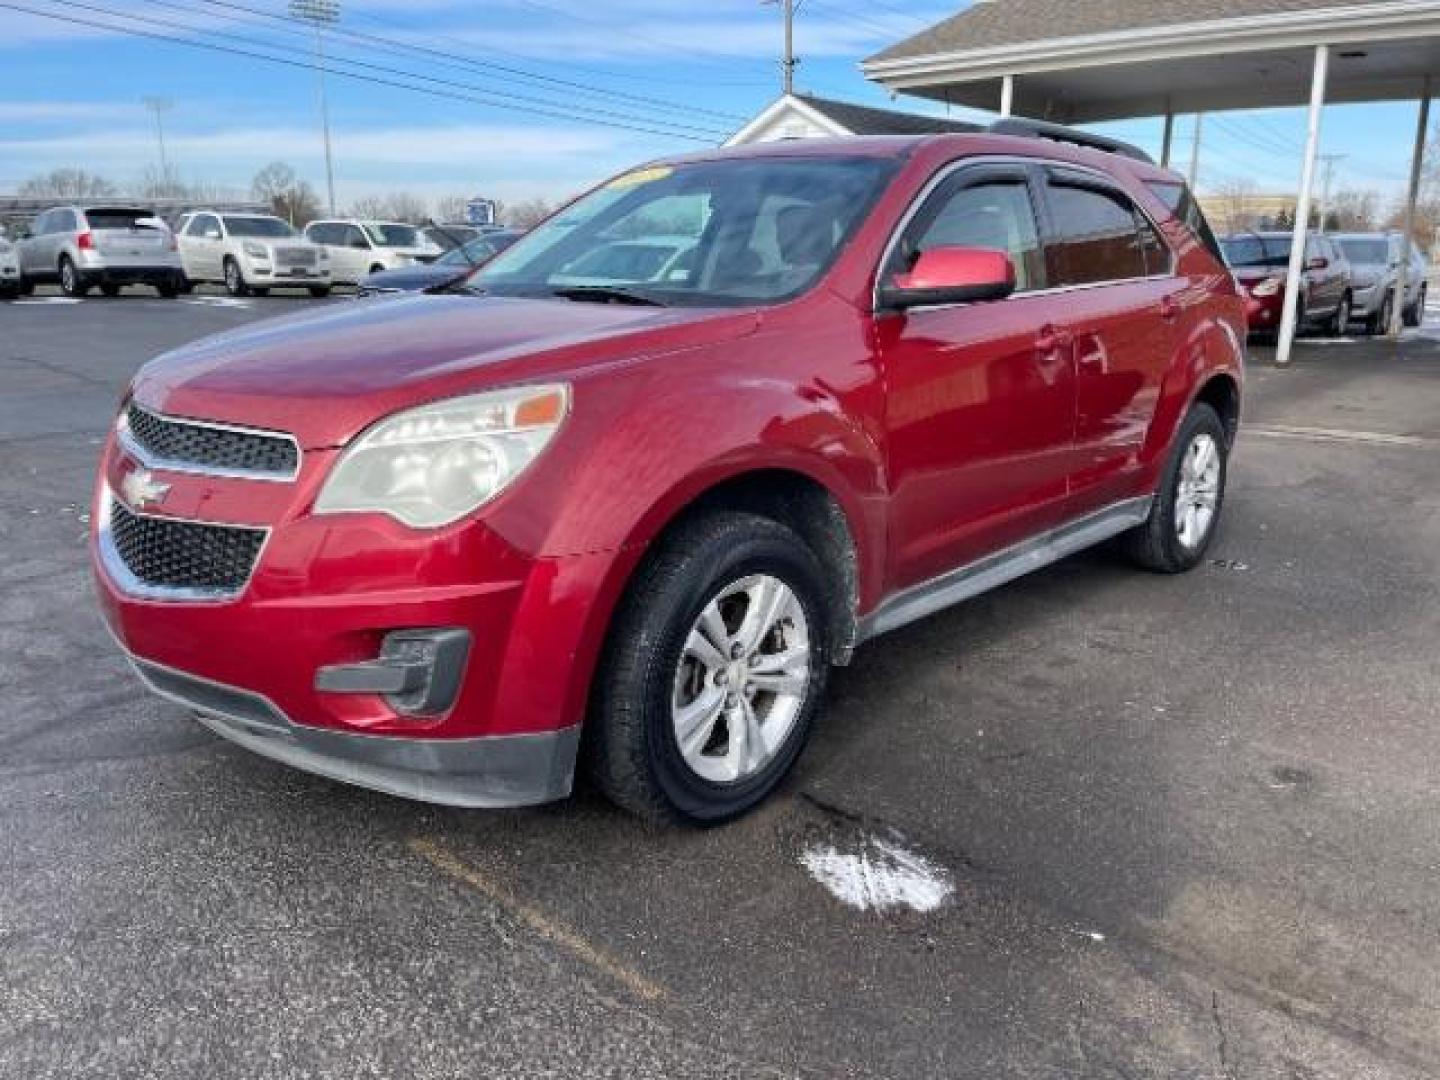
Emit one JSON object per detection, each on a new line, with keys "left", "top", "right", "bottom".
{"left": 3, "top": 289, "right": 1439, "bottom": 1079}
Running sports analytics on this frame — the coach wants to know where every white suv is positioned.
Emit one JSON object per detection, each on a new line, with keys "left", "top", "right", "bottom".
{"left": 0, "top": 236, "right": 19, "bottom": 299}
{"left": 302, "top": 220, "right": 442, "bottom": 285}
{"left": 17, "top": 205, "right": 184, "bottom": 297}
{"left": 177, "top": 212, "right": 332, "bottom": 297}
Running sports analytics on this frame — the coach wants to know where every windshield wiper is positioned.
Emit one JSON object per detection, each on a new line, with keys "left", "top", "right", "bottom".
{"left": 549, "top": 285, "right": 667, "bottom": 307}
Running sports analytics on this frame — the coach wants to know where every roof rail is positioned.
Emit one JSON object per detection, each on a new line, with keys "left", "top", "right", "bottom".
{"left": 988, "top": 118, "right": 1154, "bottom": 165}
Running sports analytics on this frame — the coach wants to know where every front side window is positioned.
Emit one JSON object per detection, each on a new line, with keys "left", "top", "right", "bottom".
{"left": 1044, "top": 177, "right": 1148, "bottom": 285}
{"left": 469, "top": 156, "right": 897, "bottom": 306}
{"left": 887, "top": 171, "right": 1046, "bottom": 292}
{"left": 363, "top": 223, "right": 422, "bottom": 247}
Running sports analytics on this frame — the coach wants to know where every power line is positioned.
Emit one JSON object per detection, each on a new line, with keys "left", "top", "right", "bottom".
{"left": 2, "top": 1, "right": 725, "bottom": 142}
{"left": 185, "top": 0, "right": 752, "bottom": 124}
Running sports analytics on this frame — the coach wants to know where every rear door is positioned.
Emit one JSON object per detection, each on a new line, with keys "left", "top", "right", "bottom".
{"left": 1038, "top": 166, "right": 1179, "bottom": 510}
{"left": 877, "top": 161, "right": 1077, "bottom": 588}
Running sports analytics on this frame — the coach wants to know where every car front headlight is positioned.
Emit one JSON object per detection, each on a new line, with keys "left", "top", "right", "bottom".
{"left": 314, "top": 384, "right": 570, "bottom": 528}
{"left": 1251, "top": 275, "right": 1284, "bottom": 297}
{"left": 243, "top": 241, "right": 269, "bottom": 259}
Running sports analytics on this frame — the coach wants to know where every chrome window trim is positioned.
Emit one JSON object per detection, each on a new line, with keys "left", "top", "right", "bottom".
{"left": 118, "top": 402, "right": 302, "bottom": 483}
{"left": 96, "top": 481, "right": 271, "bottom": 603}
{"left": 872, "top": 153, "right": 1180, "bottom": 314}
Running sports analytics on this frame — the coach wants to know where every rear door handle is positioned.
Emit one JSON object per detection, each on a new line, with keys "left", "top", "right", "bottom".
{"left": 1036, "top": 323, "right": 1074, "bottom": 354}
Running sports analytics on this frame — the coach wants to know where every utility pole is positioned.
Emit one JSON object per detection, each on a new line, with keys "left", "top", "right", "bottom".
{"left": 766, "top": 0, "right": 797, "bottom": 95}
{"left": 1316, "top": 153, "right": 1347, "bottom": 231}
{"left": 1188, "top": 113, "right": 1203, "bottom": 188}
{"left": 140, "top": 96, "right": 173, "bottom": 183}
{"left": 290, "top": 0, "right": 340, "bottom": 216}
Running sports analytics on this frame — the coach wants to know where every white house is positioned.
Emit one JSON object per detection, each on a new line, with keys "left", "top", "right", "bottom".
{"left": 725, "top": 93, "right": 980, "bottom": 147}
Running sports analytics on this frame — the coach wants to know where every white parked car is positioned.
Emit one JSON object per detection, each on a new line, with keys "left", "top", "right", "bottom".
{"left": 302, "top": 220, "right": 442, "bottom": 285}
{"left": 0, "top": 236, "right": 20, "bottom": 299}
{"left": 17, "top": 205, "right": 184, "bottom": 297}
{"left": 176, "top": 211, "right": 332, "bottom": 297}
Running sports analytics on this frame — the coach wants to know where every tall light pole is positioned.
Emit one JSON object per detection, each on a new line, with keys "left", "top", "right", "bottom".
{"left": 140, "top": 96, "right": 173, "bottom": 183}
{"left": 290, "top": 0, "right": 339, "bottom": 215}
{"left": 1316, "top": 153, "right": 1347, "bottom": 232}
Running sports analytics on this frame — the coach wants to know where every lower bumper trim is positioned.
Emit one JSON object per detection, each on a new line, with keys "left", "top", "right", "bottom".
{"left": 126, "top": 653, "right": 578, "bottom": 808}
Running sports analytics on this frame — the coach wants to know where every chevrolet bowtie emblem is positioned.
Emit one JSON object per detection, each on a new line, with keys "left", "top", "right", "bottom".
{"left": 120, "top": 468, "right": 170, "bottom": 511}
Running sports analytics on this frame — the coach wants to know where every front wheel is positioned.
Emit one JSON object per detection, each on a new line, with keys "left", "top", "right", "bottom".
{"left": 308, "top": 286, "right": 332, "bottom": 298}
{"left": 223, "top": 258, "right": 249, "bottom": 297}
{"left": 1404, "top": 284, "right": 1426, "bottom": 328}
{"left": 100, "top": 283, "right": 120, "bottom": 297}
{"left": 587, "top": 511, "right": 831, "bottom": 824}
{"left": 1326, "top": 292, "right": 1352, "bottom": 337}
{"left": 1121, "top": 402, "right": 1229, "bottom": 574}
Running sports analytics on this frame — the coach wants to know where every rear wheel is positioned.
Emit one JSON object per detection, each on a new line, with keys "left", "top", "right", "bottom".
{"left": 308, "top": 286, "right": 332, "bottom": 298}
{"left": 223, "top": 258, "right": 249, "bottom": 297}
{"left": 58, "top": 256, "right": 85, "bottom": 297}
{"left": 1404, "top": 284, "right": 1426, "bottom": 328}
{"left": 587, "top": 511, "right": 831, "bottom": 824}
{"left": 250, "top": 287, "right": 270, "bottom": 297}
{"left": 1326, "top": 292, "right": 1352, "bottom": 337}
{"left": 1121, "top": 402, "right": 1228, "bottom": 574}
{"left": 1368, "top": 293, "right": 1393, "bottom": 336}
{"left": 100, "top": 283, "right": 120, "bottom": 297}
{"left": 18, "top": 277, "right": 34, "bottom": 296}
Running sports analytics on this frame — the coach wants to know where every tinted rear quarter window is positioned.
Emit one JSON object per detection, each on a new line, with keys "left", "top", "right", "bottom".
{"left": 1044, "top": 177, "right": 1148, "bottom": 285}
{"left": 85, "top": 209, "right": 156, "bottom": 231}
{"left": 1146, "top": 179, "right": 1226, "bottom": 264}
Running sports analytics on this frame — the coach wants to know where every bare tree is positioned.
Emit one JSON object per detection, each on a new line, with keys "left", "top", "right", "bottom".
{"left": 1325, "top": 188, "right": 1380, "bottom": 232}
{"left": 19, "top": 167, "right": 116, "bottom": 198}
{"left": 347, "top": 195, "right": 390, "bottom": 220}
{"left": 252, "top": 162, "right": 321, "bottom": 225}
{"left": 433, "top": 195, "right": 469, "bottom": 224}
{"left": 138, "top": 164, "right": 188, "bottom": 200}
{"left": 385, "top": 191, "right": 429, "bottom": 224}
{"left": 504, "top": 198, "right": 555, "bottom": 230}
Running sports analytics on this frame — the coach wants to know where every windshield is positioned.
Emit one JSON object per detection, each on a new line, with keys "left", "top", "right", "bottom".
{"left": 364, "top": 222, "right": 423, "bottom": 247}
{"left": 468, "top": 156, "right": 897, "bottom": 306}
{"left": 1221, "top": 235, "right": 1291, "bottom": 269}
{"left": 224, "top": 216, "right": 296, "bottom": 238}
{"left": 1337, "top": 239, "right": 1389, "bottom": 265}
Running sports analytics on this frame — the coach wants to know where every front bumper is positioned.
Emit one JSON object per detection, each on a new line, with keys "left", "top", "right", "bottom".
{"left": 126, "top": 650, "right": 578, "bottom": 806}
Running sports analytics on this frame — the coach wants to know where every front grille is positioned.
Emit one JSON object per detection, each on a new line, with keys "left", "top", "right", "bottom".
{"left": 109, "top": 499, "right": 265, "bottom": 595}
{"left": 276, "top": 246, "right": 317, "bottom": 267}
{"left": 124, "top": 403, "right": 298, "bottom": 477}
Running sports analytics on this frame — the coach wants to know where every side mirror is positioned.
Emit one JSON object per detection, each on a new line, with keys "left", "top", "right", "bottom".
{"left": 1307, "top": 256, "right": 1329, "bottom": 270}
{"left": 879, "top": 246, "right": 1016, "bottom": 310}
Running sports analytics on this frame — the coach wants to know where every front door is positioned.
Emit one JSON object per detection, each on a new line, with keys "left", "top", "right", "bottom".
{"left": 877, "top": 163, "right": 1077, "bottom": 590}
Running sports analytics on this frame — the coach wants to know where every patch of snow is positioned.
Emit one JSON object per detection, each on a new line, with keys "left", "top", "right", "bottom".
{"left": 800, "top": 833, "right": 953, "bottom": 914}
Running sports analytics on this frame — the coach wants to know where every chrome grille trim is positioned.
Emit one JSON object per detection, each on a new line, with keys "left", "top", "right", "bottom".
{"left": 118, "top": 402, "right": 301, "bottom": 482}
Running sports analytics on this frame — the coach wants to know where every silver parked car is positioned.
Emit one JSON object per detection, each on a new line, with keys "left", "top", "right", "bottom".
{"left": 176, "top": 211, "right": 332, "bottom": 297}
{"left": 302, "top": 219, "right": 442, "bottom": 285}
{"left": 17, "top": 205, "right": 184, "bottom": 297}
{"left": 1332, "top": 232, "right": 1430, "bottom": 332}
{"left": 0, "top": 236, "right": 20, "bottom": 299}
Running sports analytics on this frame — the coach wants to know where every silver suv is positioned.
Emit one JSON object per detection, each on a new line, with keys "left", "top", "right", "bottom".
{"left": 17, "top": 205, "right": 184, "bottom": 297}
{"left": 1332, "top": 232, "right": 1430, "bottom": 333}
{"left": 176, "top": 211, "right": 332, "bottom": 298}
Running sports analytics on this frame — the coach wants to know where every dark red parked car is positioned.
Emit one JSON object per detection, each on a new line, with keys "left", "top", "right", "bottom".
{"left": 1221, "top": 230, "right": 1353, "bottom": 337}
{"left": 94, "top": 123, "right": 1245, "bottom": 823}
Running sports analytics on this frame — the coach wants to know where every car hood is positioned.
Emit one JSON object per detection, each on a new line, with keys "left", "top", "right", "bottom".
{"left": 131, "top": 294, "right": 761, "bottom": 448}
{"left": 360, "top": 264, "right": 464, "bottom": 291}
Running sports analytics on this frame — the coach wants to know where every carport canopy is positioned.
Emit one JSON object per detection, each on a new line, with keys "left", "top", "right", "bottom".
{"left": 862, "top": 0, "right": 1440, "bottom": 365}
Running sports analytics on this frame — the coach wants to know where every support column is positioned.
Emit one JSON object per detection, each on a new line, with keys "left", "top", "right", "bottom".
{"left": 1161, "top": 103, "right": 1175, "bottom": 169}
{"left": 1000, "top": 74, "right": 1014, "bottom": 118}
{"left": 1188, "top": 113, "right": 1203, "bottom": 187}
{"left": 1276, "top": 45, "right": 1330, "bottom": 368}
{"left": 1389, "top": 77, "right": 1431, "bottom": 338}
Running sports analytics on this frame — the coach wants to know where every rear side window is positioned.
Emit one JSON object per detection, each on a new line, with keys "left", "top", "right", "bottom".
{"left": 1043, "top": 176, "right": 1149, "bottom": 285}
{"left": 1146, "top": 179, "right": 1225, "bottom": 265}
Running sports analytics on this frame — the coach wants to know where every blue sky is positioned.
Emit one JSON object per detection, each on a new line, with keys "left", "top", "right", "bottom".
{"left": 0, "top": 0, "right": 1427, "bottom": 211}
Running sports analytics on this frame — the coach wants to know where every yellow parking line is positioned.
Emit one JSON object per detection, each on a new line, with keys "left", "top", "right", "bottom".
{"left": 409, "top": 837, "right": 666, "bottom": 1003}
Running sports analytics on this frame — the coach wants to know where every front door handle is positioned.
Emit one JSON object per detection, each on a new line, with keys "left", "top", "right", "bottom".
{"left": 1160, "top": 293, "right": 1181, "bottom": 323}
{"left": 1036, "top": 323, "right": 1074, "bottom": 355}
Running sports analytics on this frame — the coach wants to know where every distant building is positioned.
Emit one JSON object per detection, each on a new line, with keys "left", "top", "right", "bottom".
{"left": 1198, "top": 192, "right": 1297, "bottom": 234}
{"left": 726, "top": 93, "right": 980, "bottom": 146}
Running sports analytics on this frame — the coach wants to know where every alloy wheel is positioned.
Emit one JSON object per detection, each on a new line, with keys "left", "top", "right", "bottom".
{"left": 670, "top": 574, "right": 811, "bottom": 785}
{"left": 1175, "top": 433, "right": 1221, "bottom": 550}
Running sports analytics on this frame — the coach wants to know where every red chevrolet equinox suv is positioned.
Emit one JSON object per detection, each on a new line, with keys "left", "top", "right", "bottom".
{"left": 94, "top": 122, "right": 1244, "bottom": 823}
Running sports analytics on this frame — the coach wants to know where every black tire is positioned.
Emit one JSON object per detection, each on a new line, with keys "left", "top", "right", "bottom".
{"left": 1325, "top": 292, "right": 1352, "bottom": 337}
{"left": 1369, "top": 294, "right": 1393, "bottom": 336}
{"left": 178, "top": 277, "right": 195, "bottom": 295}
{"left": 586, "top": 511, "right": 831, "bottom": 825}
{"left": 250, "top": 287, "right": 270, "bottom": 297}
{"left": 223, "top": 258, "right": 249, "bottom": 297}
{"left": 1404, "top": 285, "right": 1425, "bottom": 328}
{"left": 308, "top": 286, "right": 332, "bottom": 298}
{"left": 18, "top": 277, "right": 34, "bottom": 296}
{"left": 1121, "top": 402, "right": 1229, "bottom": 574}
{"left": 100, "top": 283, "right": 120, "bottom": 297}
{"left": 58, "top": 256, "right": 85, "bottom": 297}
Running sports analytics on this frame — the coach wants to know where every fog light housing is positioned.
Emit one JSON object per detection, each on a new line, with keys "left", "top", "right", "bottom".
{"left": 315, "top": 628, "right": 470, "bottom": 716}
